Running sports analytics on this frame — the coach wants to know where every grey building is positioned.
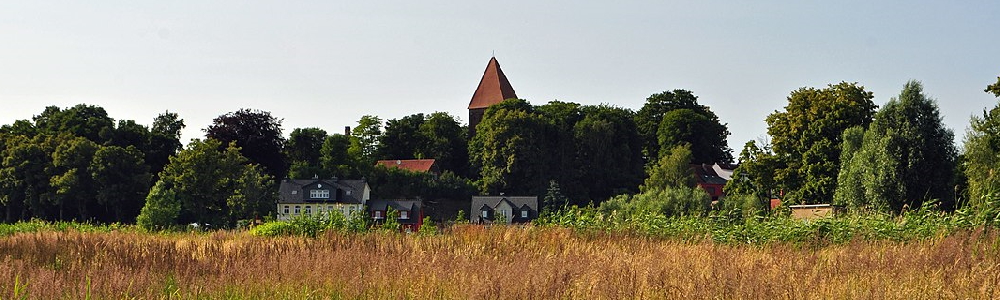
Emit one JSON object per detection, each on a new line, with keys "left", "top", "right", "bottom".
{"left": 276, "top": 177, "right": 370, "bottom": 221}
{"left": 471, "top": 196, "right": 538, "bottom": 224}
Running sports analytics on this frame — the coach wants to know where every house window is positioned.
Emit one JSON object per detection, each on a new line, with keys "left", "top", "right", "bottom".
{"left": 294, "top": 206, "right": 300, "bottom": 214}
{"left": 400, "top": 210, "right": 409, "bottom": 220}
{"left": 305, "top": 206, "right": 312, "bottom": 214}
{"left": 521, "top": 210, "right": 528, "bottom": 218}
{"left": 347, "top": 190, "right": 352, "bottom": 195}
{"left": 310, "top": 189, "right": 330, "bottom": 198}
{"left": 374, "top": 210, "right": 383, "bottom": 219}
{"left": 283, "top": 206, "right": 289, "bottom": 214}
{"left": 291, "top": 190, "right": 297, "bottom": 195}
{"left": 482, "top": 210, "right": 488, "bottom": 219}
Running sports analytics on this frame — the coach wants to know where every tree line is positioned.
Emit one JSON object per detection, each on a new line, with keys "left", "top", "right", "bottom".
{"left": 3, "top": 75, "right": 1000, "bottom": 227}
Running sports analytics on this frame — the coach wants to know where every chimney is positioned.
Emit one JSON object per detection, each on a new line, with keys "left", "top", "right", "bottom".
{"left": 345, "top": 126, "right": 351, "bottom": 136}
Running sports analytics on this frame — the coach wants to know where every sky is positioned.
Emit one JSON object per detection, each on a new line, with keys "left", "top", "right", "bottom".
{"left": 2, "top": 1, "right": 999, "bottom": 158}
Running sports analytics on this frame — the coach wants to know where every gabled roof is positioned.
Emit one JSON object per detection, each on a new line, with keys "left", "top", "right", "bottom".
{"left": 277, "top": 178, "right": 368, "bottom": 204}
{"left": 376, "top": 159, "right": 437, "bottom": 173}
{"left": 691, "top": 164, "right": 729, "bottom": 185}
{"left": 468, "top": 57, "right": 518, "bottom": 109}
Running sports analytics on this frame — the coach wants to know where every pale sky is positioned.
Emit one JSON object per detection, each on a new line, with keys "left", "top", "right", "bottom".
{"left": 2, "top": 1, "right": 999, "bottom": 157}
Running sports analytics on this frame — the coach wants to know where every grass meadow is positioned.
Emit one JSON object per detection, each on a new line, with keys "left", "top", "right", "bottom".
{"left": 2, "top": 223, "right": 1000, "bottom": 299}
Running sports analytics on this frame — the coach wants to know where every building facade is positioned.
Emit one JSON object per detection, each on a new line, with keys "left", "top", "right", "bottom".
{"left": 471, "top": 196, "right": 538, "bottom": 224}
{"left": 276, "top": 178, "right": 370, "bottom": 221}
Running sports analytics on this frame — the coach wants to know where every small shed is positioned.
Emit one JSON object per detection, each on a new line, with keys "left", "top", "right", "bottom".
{"left": 789, "top": 204, "right": 842, "bottom": 220}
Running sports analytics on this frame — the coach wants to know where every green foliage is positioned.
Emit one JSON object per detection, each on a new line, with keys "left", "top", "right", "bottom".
{"left": 835, "top": 81, "right": 956, "bottom": 212}
{"left": 285, "top": 127, "right": 328, "bottom": 179}
{"left": 418, "top": 216, "right": 437, "bottom": 235}
{"left": 136, "top": 180, "right": 180, "bottom": 231}
{"left": 469, "top": 99, "right": 553, "bottom": 196}
{"left": 349, "top": 115, "right": 383, "bottom": 165}
{"left": 635, "top": 90, "right": 731, "bottom": 163}
{"left": 600, "top": 186, "right": 710, "bottom": 218}
{"left": 642, "top": 144, "right": 695, "bottom": 192}
{"left": 205, "top": 108, "right": 288, "bottom": 180}
{"left": 964, "top": 82, "right": 1000, "bottom": 209}
{"left": 986, "top": 76, "right": 1000, "bottom": 97}
{"left": 573, "top": 105, "right": 645, "bottom": 202}
{"left": 249, "top": 209, "right": 370, "bottom": 237}
{"left": 765, "top": 82, "right": 877, "bottom": 204}
{"left": 726, "top": 140, "right": 779, "bottom": 200}
{"left": 543, "top": 180, "right": 568, "bottom": 213}
{"left": 91, "top": 145, "right": 152, "bottom": 223}
{"left": 153, "top": 139, "right": 273, "bottom": 228}
{"left": 381, "top": 208, "right": 401, "bottom": 231}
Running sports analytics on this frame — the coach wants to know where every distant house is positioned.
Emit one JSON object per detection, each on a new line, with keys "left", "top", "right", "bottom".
{"left": 276, "top": 177, "right": 370, "bottom": 221}
{"left": 692, "top": 163, "right": 737, "bottom": 202}
{"left": 376, "top": 159, "right": 439, "bottom": 175}
{"left": 471, "top": 196, "right": 538, "bottom": 224}
{"left": 368, "top": 199, "right": 424, "bottom": 232}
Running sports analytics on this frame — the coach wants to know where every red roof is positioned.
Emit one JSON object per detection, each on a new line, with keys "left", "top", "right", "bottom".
{"left": 468, "top": 57, "right": 517, "bottom": 109}
{"left": 376, "top": 159, "right": 437, "bottom": 173}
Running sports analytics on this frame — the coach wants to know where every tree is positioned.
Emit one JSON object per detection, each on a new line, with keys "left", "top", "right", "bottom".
{"left": 417, "top": 112, "right": 469, "bottom": 176}
{"left": 765, "top": 82, "right": 877, "bottom": 204}
{"left": 657, "top": 108, "right": 731, "bottom": 164}
{"left": 0, "top": 135, "right": 48, "bottom": 221}
{"left": 286, "top": 127, "right": 328, "bottom": 179}
{"left": 573, "top": 105, "right": 646, "bottom": 202}
{"left": 349, "top": 115, "right": 383, "bottom": 165}
{"left": 468, "top": 99, "right": 554, "bottom": 196}
{"left": 834, "top": 81, "right": 955, "bottom": 212}
{"left": 50, "top": 136, "right": 99, "bottom": 220}
{"left": 156, "top": 139, "right": 248, "bottom": 227}
{"left": 147, "top": 111, "right": 185, "bottom": 177}
{"left": 136, "top": 180, "right": 180, "bottom": 231}
{"left": 963, "top": 77, "right": 1000, "bottom": 207}
{"left": 320, "top": 134, "right": 357, "bottom": 179}
{"left": 91, "top": 145, "right": 152, "bottom": 223}
{"left": 205, "top": 109, "right": 287, "bottom": 180}
{"left": 725, "top": 140, "right": 780, "bottom": 201}
{"left": 33, "top": 104, "right": 115, "bottom": 143}
{"left": 641, "top": 144, "right": 695, "bottom": 192}
{"left": 635, "top": 90, "right": 730, "bottom": 163}
{"left": 227, "top": 164, "right": 275, "bottom": 222}
{"left": 542, "top": 180, "right": 568, "bottom": 213}
{"left": 378, "top": 114, "right": 425, "bottom": 160}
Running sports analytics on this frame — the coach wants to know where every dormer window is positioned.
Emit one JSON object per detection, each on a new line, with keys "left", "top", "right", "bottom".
{"left": 521, "top": 210, "right": 528, "bottom": 218}
{"left": 400, "top": 210, "right": 409, "bottom": 220}
{"left": 374, "top": 210, "right": 383, "bottom": 219}
{"left": 310, "top": 189, "right": 330, "bottom": 199}
{"left": 291, "top": 190, "right": 297, "bottom": 195}
{"left": 482, "top": 210, "right": 489, "bottom": 219}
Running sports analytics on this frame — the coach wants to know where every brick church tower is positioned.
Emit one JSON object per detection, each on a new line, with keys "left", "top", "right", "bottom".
{"left": 468, "top": 57, "right": 517, "bottom": 137}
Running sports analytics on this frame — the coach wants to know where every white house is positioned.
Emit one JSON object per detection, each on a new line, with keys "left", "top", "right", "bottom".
{"left": 276, "top": 177, "right": 370, "bottom": 221}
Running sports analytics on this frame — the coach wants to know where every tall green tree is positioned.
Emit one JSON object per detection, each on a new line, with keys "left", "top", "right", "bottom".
{"left": 536, "top": 101, "right": 585, "bottom": 199}
{"left": 146, "top": 111, "right": 185, "bottom": 177}
{"left": 635, "top": 90, "right": 731, "bottom": 163}
{"left": 469, "top": 99, "right": 554, "bottom": 196}
{"left": 91, "top": 145, "right": 152, "bottom": 223}
{"left": 417, "top": 112, "right": 469, "bottom": 177}
{"left": 286, "top": 127, "right": 328, "bottom": 179}
{"left": 835, "top": 81, "right": 956, "bottom": 211}
{"left": 765, "top": 82, "right": 877, "bottom": 204}
{"left": 725, "top": 140, "right": 780, "bottom": 201}
{"left": 33, "top": 104, "right": 115, "bottom": 143}
{"left": 205, "top": 108, "right": 287, "bottom": 180}
{"left": 349, "top": 115, "right": 383, "bottom": 165}
{"left": 321, "top": 134, "right": 357, "bottom": 179}
{"left": 657, "top": 108, "right": 731, "bottom": 164}
{"left": 574, "top": 105, "right": 645, "bottom": 202}
{"left": 378, "top": 114, "right": 425, "bottom": 160}
{"left": 964, "top": 76, "right": 1000, "bottom": 207}
{"left": 50, "top": 136, "right": 99, "bottom": 220}
{"left": 156, "top": 139, "right": 248, "bottom": 226}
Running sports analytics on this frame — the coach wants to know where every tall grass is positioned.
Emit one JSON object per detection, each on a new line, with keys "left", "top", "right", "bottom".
{"left": 2, "top": 225, "right": 1000, "bottom": 299}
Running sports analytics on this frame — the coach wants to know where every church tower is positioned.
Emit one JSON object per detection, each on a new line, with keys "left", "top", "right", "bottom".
{"left": 468, "top": 57, "right": 517, "bottom": 137}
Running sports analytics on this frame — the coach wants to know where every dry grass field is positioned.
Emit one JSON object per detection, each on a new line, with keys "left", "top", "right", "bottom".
{"left": 2, "top": 225, "right": 1000, "bottom": 299}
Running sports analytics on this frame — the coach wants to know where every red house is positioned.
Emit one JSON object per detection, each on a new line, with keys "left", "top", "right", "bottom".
{"left": 691, "top": 163, "right": 736, "bottom": 202}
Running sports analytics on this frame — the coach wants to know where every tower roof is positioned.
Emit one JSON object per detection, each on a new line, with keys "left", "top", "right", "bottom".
{"left": 468, "top": 57, "right": 518, "bottom": 109}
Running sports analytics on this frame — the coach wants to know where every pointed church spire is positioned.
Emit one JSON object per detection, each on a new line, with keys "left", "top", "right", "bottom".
{"left": 468, "top": 57, "right": 517, "bottom": 109}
